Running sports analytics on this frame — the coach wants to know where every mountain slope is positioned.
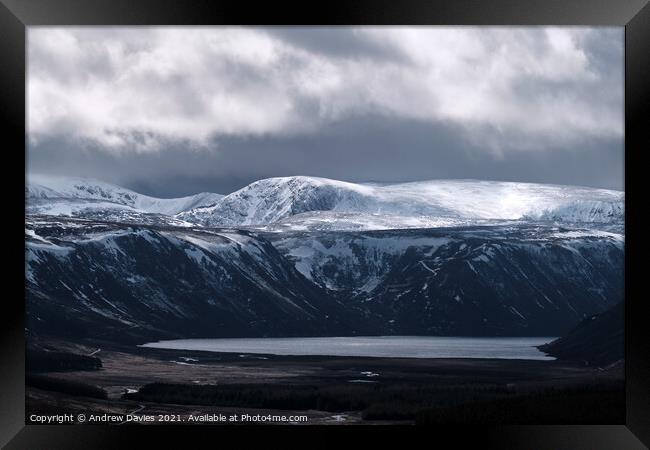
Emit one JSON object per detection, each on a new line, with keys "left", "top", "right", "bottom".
{"left": 538, "top": 301, "right": 624, "bottom": 366}
{"left": 177, "top": 176, "right": 624, "bottom": 229}
{"left": 26, "top": 218, "right": 624, "bottom": 341}
{"left": 25, "top": 219, "right": 371, "bottom": 342}
{"left": 271, "top": 226, "right": 624, "bottom": 336}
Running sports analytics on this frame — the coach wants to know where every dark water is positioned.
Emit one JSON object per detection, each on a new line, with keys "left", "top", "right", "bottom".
{"left": 141, "top": 336, "right": 556, "bottom": 360}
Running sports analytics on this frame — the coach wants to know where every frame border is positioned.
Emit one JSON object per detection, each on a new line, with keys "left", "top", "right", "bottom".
{"left": 2, "top": 1, "right": 648, "bottom": 447}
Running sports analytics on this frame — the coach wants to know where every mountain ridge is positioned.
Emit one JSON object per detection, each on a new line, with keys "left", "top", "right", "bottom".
{"left": 27, "top": 174, "right": 224, "bottom": 216}
{"left": 176, "top": 175, "right": 624, "bottom": 229}
{"left": 27, "top": 174, "right": 624, "bottom": 231}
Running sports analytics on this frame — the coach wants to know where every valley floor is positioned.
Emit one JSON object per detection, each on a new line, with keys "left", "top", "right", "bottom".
{"left": 26, "top": 338, "right": 624, "bottom": 425}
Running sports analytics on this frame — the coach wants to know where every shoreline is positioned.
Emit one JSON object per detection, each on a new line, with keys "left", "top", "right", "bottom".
{"left": 25, "top": 337, "right": 624, "bottom": 425}
{"left": 138, "top": 335, "right": 557, "bottom": 361}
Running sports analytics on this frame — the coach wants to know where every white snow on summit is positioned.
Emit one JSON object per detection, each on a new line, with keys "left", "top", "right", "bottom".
{"left": 27, "top": 174, "right": 223, "bottom": 216}
{"left": 177, "top": 176, "right": 624, "bottom": 229}
{"left": 26, "top": 174, "right": 624, "bottom": 231}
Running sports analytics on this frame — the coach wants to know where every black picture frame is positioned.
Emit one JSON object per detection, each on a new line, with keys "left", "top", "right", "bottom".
{"left": 2, "top": 0, "right": 648, "bottom": 448}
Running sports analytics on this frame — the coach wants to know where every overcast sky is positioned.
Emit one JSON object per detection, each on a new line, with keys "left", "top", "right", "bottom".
{"left": 27, "top": 27, "right": 624, "bottom": 197}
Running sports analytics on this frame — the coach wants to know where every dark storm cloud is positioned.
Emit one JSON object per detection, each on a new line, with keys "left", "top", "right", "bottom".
{"left": 27, "top": 27, "right": 624, "bottom": 196}
{"left": 28, "top": 114, "right": 623, "bottom": 197}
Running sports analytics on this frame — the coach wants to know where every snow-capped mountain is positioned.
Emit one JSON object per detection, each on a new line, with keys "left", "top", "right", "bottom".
{"left": 27, "top": 175, "right": 624, "bottom": 231}
{"left": 27, "top": 174, "right": 223, "bottom": 217}
{"left": 178, "top": 176, "right": 624, "bottom": 229}
{"left": 24, "top": 175, "right": 625, "bottom": 341}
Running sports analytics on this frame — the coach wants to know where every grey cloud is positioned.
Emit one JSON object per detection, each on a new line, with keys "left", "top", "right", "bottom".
{"left": 29, "top": 27, "right": 624, "bottom": 148}
{"left": 28, "top": 114, "right": 623, "bottom": 197}
{"left": 27, "top": 27, "right": 624, "bottom": 196}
